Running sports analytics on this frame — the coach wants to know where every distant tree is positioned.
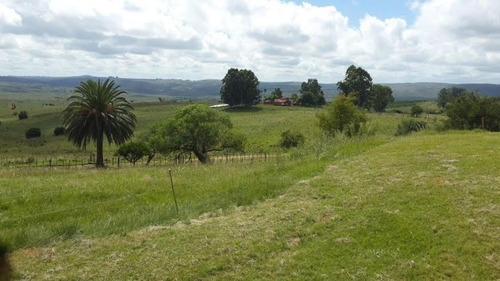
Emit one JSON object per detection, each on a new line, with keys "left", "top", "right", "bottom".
{"left": 279, "top": 130, "right": 305, "bottom": 149}
{"left": 266, "top": 88, "right": 283, "bottom": 101}
{"left": 18, "top": 111, "right": 28, "bottom": 120}
{"left": 371, "top": 84, "right": 394, "bottom": 112}
{"left": 220, "top": 68, "right": 261, "bottom": 107}
{"left": 117, "top": 141, "right": 150, "bottom": 166}
{"left": 25, "top": 128, "right": 41, "bottom": 139}
{"left": 299, "top": 79, "right": 326, "bottom": 106}
{"left": 62, "top": 79, "right": 136, "bottom": 168}
{"left": 291, "top": 93, "right": 299, "bottom": 104}
{"left": 317, "top": 94, "right": 367, "bottom": 137}
{"left": 53, "top": 127, "right": 66, "bottom": 136}
{"left": 337, "top": 65, "right": 373, "bottom": 109}
{"left": 411, "top": 105, "right": 424, "bottom": 117}
{"left": 437, "top": 87, "right": 467, "bottom": 108}
{"left": 445, "top": 93, "right": 500, "bottom": 131}
{"left": 155, "top": 104, "right": 245, "bottom": 163}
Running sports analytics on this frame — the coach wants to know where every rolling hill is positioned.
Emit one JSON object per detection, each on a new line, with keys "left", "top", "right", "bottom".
{"left": 1, "top": 76, "right": 499, "bottom": 101}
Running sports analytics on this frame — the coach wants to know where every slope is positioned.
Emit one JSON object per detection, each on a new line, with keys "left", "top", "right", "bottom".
{"left": 10, "top": 131, "right": 499, "bottom": 280}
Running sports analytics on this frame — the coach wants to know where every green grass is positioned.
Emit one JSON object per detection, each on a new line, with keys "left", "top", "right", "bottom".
{"left": 7, "top": 131, "right": 498, "bottom": 280}
{"left": 1, "top": 136, "right": 384, "bottom": 251}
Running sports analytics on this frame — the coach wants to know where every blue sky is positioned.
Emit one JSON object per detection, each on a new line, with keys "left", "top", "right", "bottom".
{"left": 294, "top": 0, "right": 417, "bottom": 26}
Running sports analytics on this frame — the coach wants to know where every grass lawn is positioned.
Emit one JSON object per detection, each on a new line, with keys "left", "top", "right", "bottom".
{"left": 7, "top": 131, "right": 499, "bottom": 280}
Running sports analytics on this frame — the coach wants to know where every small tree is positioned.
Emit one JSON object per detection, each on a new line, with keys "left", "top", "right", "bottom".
{"left": 155, "top": 104, "right": 245, "bottom": 163}
{"left": 18, "top": 111, "right": 28, "bottom": 120}
{"left": 25, "top": 128, "right": 41, "bottom": 139}
{"left": 411, "top": 105, "right": 424, "bottom": 117}
{"left": 371, "top": 84, "right": 394, "bottom": 112}
{"left": 279, "top": 130, "right": 305, "bottom": 149}
{"left": 266, "top": 88, "right": 283, "bottom": 101}
{"left": 116, "top": 141, "right": 150, "bottom": 166}
{"left": 317, "top": 94, "right": 367, "bottom": 137}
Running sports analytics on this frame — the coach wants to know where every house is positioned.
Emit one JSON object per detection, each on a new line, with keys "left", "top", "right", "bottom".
{"left": 273, "top": 98, "right": 292, "bottom": 106}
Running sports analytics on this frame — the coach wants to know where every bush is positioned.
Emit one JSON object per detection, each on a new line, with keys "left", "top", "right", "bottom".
{"left": 411, "top": 105, "right": 424, "bottom": 117}
{"left": 317, "top": 94, "right": 367, "bottom": 137}
{"left": 279, "top": 130, "right": 305, "bottom": 149}
{"left": 116, "top": 141, "right": 151, "bottom": 165}
{"left": 53, "top": 127, "right": 66, "bottom": 136}
{"left": 25, "top": 128, "right": 41, "bottom": 139}
{"left": 18, "top": 111, "right": 28, "bottom": 120}
{"left": 395, "top": 120, "right": 427, "bottom": 136}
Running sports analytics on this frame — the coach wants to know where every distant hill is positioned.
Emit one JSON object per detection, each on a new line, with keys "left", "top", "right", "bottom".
{"left": 1, "top": 76, "right": 499, "bottom": 101}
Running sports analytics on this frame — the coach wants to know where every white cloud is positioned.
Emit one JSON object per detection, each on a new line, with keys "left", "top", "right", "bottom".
{"left": 0, "top": 0, "right": 499, "bottom": 83}
{"left": 0, "top": 2, "right": 22, "bottom": 26}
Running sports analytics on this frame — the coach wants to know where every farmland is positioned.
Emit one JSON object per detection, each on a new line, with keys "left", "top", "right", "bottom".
{"left": 0, "top": 99, "right": 499, "bottom": 280}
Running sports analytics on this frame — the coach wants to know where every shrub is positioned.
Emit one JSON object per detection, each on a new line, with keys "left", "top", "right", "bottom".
{"left": 53, "top": 127, "right": 66, "bottom": 136}
{"left": 395, "top": 120, "right": 427, "bottom": 136}
{"left": 25, "top": 128, "right": 41, "bottom": 139}
{"left": 410, "top": 105, "right": 424, "bottom": 117}
{"left": 116, "top": 141, "right": 151, "bottom": 166}
{"left": 18, "top": 111, "right": 28, "bottom": 120}
{"left": 317, "top": 94, "right": 367, "bottom": 137}
{"left": 279, "top": 130, "right": 305, "bottom": 149}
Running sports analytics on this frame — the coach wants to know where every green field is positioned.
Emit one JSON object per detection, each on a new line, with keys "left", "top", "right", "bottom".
{"left": 1, "top": 99, "right": 499, "bottom": 280}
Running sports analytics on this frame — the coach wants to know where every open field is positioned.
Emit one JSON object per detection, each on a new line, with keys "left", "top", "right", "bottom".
{"left": 1, "top": 97, "right": 498, "bottom": 279}
{"left": 4, "top": 131, "right": 498, "bottom": 280}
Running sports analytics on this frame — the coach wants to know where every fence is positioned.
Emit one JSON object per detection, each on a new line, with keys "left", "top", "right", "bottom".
{"left": 0, "top": 152, "right": 278, "bottom": 169}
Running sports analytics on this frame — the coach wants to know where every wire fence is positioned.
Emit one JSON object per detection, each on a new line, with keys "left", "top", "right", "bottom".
{"left": 0, "top": 152, "right": 278, "bottom": 169}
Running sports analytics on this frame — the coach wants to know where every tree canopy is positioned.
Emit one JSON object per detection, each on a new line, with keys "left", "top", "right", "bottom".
{"left": 116, "top": 141, "right": 150, "bottom": 166}
{"left": 265, "top": 88, "right": 283, "bottom": 101}
{"left": 445, "top": 93, "right": 500, "bottom": 131}
{"left": 371, "top": 84, "right": 394, "bottom": 112}
{"left": 298, "top": 79, "right": 326, "bottom": 106}
{"left": 154, "top": 104, "right": 245, "bottom": 163}
{"left": 437, "top": 87, "right": 468, "bottom": 108}
{"left": 220, "top": 68, "right": 261, "bottom": 107}
{"left": 337, "top": 65, "right": 373, "bottom": 109}
{"left": 62, "top": 79, "right": 136, "bottom": 168}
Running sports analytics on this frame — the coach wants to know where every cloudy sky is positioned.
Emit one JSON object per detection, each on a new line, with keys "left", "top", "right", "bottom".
{"left": 0, "top": 0, "right": 499, "bottom": 83}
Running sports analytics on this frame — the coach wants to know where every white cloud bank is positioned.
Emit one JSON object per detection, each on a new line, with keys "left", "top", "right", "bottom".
{"left": 0, "top": 0, "right": 499, "bottom": 83}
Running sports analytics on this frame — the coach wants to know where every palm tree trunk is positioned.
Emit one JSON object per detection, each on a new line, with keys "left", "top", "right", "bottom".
{"left": 96, "top": 133, "right": 105, "bottom": 168}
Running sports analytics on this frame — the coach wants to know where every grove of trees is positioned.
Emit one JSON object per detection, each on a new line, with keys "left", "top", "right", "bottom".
{"left": 62, "top": 79, "right": 136, "bottom": 168}
{"left": 220, "top": 68, "right": 261, "bottom": 107}
{"left": 445, "top": 92, "right": 500, "bottom": 131}
{"left": 337, "top": 65, "right": 394, "bottom": 112}
{"left": 298, "top": 79, "right": 326, "bottom": 106}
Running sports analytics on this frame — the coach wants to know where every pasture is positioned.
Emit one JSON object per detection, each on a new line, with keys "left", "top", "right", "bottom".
{"left": 0, "top": 99, "right": 498, "bottom": 280}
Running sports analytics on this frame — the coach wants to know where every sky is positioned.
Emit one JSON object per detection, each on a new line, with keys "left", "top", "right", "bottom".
{"left": 0, "top": 0, "right": 499, "bottom": 83}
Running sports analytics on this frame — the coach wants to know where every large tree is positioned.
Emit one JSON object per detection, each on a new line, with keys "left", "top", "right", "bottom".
{"left": 299, "top": 79, "right": 326, "bottom": 106}
{"left": 337, "top": 65, "right": 373, "bottom": 109}
{"left": 220, "top": 68, "right": 261, "bottom": 107}
{"left": 62, "top": 79, "right": 136, "bottom": 168}
{"left": 156, "top": 104, "right": 245, "bottom": 163}
{"left": 371, "top": 84, "right": 394, "bottom": 112}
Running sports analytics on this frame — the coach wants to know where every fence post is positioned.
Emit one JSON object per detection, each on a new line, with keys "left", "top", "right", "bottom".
{"left": 117, "top": 156, "right": 120, "bottom": 168}
{"left": 168, "top": 168, "right": 179, "bottom": 213}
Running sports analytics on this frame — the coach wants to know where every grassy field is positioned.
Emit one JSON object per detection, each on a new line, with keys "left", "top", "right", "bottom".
{"left": 5, "top": 131, "right": 498, "bottom": 280}
{"left": 1, "top": 98, "right": 498, "bottom": 279}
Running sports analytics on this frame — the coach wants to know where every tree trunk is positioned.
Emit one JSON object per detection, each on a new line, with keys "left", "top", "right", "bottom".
{"left": 146, "top": 152, "right": 155, "bottom": 166}
{"left": 95, "top": 133, "right": 105, "bottom": 168}
{"left": 192, "top": 150, "right": 208, "bottom": 164}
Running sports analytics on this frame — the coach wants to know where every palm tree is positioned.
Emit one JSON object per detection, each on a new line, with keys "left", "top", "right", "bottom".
{"left": 62, "top": 79, "right": 136, "bottom": 168}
